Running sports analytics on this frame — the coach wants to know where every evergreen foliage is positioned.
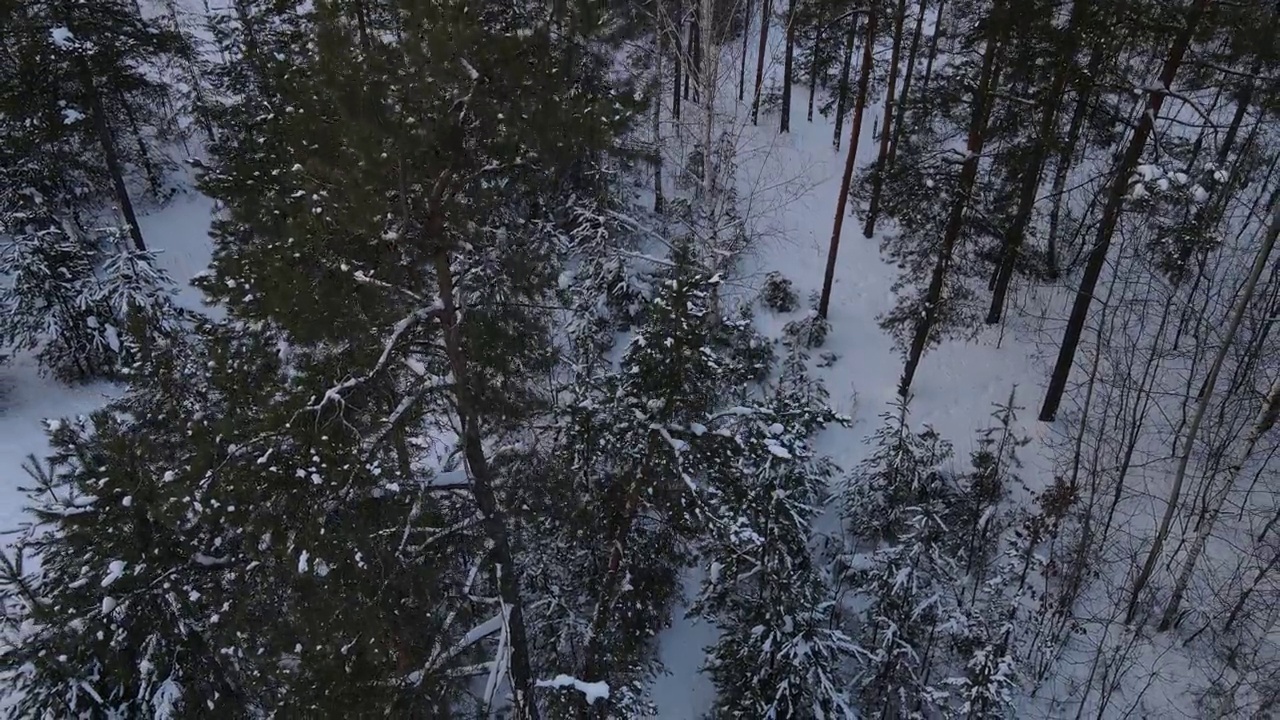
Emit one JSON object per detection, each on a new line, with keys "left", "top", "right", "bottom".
{"left": 761, "top": 270, "right": 799, "bottom": 312}
{"left": 0, "top": 0, "right": 188, "bottom": 211}
{"left": 4, "top": 0, "right": 1277, "bottom": 716}
{"left": 696, "top": 350, "right": 856, "bottom": 719}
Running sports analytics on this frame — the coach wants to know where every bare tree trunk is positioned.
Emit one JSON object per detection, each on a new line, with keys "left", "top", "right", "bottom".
{"left": 918, "top": 0, "right": 945, "bottom": 96}
{"left": 700, "top": 0, "right": 716, "bottom": 203}
{"left": 685, "top": 17, "right": 699, "bottom": 101}
{"left": 118, "top": 91, "right": 163, "bottom": 199}
{"left": 673, "top": 1, "right": 683, "bottom": 121}
{"left": 863, "top": 0, "right": 909, "bottom": 236}
{"left": 1156, "top": 268, "right": 1280, "bottom": 630}
{"left": 1039, "top": 0, "right": 1209, "bottom": 422}
{"left": 654, "top": 7, "right": 666, "bottom": 214}
{"left": 1223, "top": 546, "right": 1280, "bottom": 633}
{"left": 1045, "top": 42, "right": 1104, "bottom": 278}
{"left": 898, "top": 0, "right": 1003, "bottom": 395}
{"left": 163, "top": 0, "right": 217, "bottom": 142}
{"left": 350, "top": 0, "right": 372, "bottom": 53}
{"left": 807, "top": 24, "right": 823, "bottom": 122}
{"left": 832, "top": 13, "right": 859, "bottom": 150}
{"left": 818, "top": 4, "right": 878, "bottom": 318}
{"left": 739, "top": 0, "right": 754, "bottom": 101}
{"left": 887, "top": 0, "right": 929, "bottom": 168}
{"left": 780, "top": 0, "right": 797, "bottom": 132}
{"left": 752, "top": 0, "right": 772, "bottom": 125}
{"left": 1181, "top": 76, "right": 1227, "bottom": 174}
{"left": 80, "top": 61, "right": 147, "bottom": 251}
{"left": 986, "top": 0, "right": 1089, "bottom": 323}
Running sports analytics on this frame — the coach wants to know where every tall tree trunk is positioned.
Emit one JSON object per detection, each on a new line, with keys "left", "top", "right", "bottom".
{"left": 832, "top": 13, "right": 859, "bottom": 150}
{"left": 1181, "top": 77, "right": 1227, "bottom": 174}
{"left": 887, "top": 0, "right": 929, "bottom": 168}
{"left": 685, "top": 17, "right": 699, "bottom": 101}
{"left": 576, "top": 481, "right": 645, "bottom": 720}
{"left": 752, "top": 0, "right": 772, "bottom": 125}
{"left": 1166, "top": 95, "right": 1262, "bottom": 345}
{"left": 740, "top": 0, "right": 754, "bottom": 101}
{"left": 898, "top": 0, "right": 1003, "bottom": 395}
{"left": 808, "top": 25, "right": 823, "bottom": 122}
{"left": 818, "top": 5, "right": 878, "bottom": 319}
{"left": 918, "top": 0, "right": 945, "bottom": 96}
{"left": 986, "top": 0, "right": 1089, "bottom": 324}
{"left": 693, "top": 16, "right": 703, "bottom": 103}
{"left": 1148, "top": 213, "right": 1280, "bottom": 629}
{"left": 1171, "top": 63, "right": 1263, "bottom": 280}
{"left": 654, "top": 7, "right": 666, "bottom": 214}
{"left": 1223, "top": 545, "right": 1280, "bottom": 633}
{"left": 430, "top": 245, "right": 540, "bottom": 720}
{"left": 780, "top": 0, "right": 798, "bottom": 132}
{"left": 1214, "top": 80, "right": 1254, "bottom": 172}
{"left": 118, "top": 91, "right": 163, "bottom": 199}
{"left": 700, "top": 0, "right": 716, "bottom": 204}
{"left": 350, "top": 0, "right": 372, "bottom": 53}
{"left": 863, "top": 0, "right": 909, "bottom": 237}
{"left": 1044, "top": 42, "right": 1103, "bottom": 278}
{"left": 673, "top": 3, "right": 683, "bottom": 121}
{"left": 1039, "top": 0, "right": 1210, "bottom": 422}
{"left": 163, "top": 0, "right": 217, "bottom": 142}
{"left": 80, "top": 62, "right": 147, "bottom": 251}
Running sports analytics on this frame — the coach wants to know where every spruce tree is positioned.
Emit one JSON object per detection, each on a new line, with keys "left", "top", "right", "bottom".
{"left": 0, "top": 319, "right": 240, "bottom": 715}
{"left": 696, "top": 350, "right": 857, "bottom": 719}
{"left": 0, "top": 205, "right": 116, "bottom": 380}
{"left": 549, "top": 245, "right": 735, "bottom": 717}
{"left": 839, "top": 399, "right": 963, "bottom": 716}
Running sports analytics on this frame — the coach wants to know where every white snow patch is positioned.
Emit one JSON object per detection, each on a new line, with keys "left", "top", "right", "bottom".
{"left": 49, "top": 27, "right": 74, "bottom": 48}
{"left": 101, "top": 560, "right": 126, "bottom": 588}
{"left": 536, "top": 675, "right": 610, "bottom": 705}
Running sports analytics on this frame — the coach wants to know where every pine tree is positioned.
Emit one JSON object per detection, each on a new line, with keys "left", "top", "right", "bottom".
{"left": 1039, "top": 0, "right": 1211, "bottom": 421}
{"left": 957, "top": 387, "right": 1028, "bottom": 586}
{"left": 94, "top": 242, "right": 186, "bottom": 372}
{"left": 842, "top": 399, "right": 954, "bottom": 542}
{"left": 942, "top": 391, "right": 1032, "bottom": 718}
{"left": 532, "top": 246, "right": 745, "bottom": 718}
{"left": 5, "top": 0, "right": 643, "bottom": 716}
{"left": 0, "top": 321, "right": 243, "bottom": 715}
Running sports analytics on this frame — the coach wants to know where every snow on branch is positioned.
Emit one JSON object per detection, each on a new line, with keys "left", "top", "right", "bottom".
{"left": 536, "top": 675, "right": 610, "bottom": 705}
{"left": 307, "top": 304, "right": 445, "bottom": 414}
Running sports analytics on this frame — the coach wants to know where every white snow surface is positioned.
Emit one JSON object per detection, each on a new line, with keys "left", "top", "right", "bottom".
{"left": 49, "top": 27, "right": 74, "bottom": 48}
{"left": 536, "top": 675, "right": 611, "bottom": 705}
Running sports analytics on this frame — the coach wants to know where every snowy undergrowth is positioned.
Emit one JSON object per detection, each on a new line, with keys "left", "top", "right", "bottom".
{"left": 641, "top": 20, "right": 1227, "bottom": 720}
{"left": 0, "top": 188, "right": 215, "bottom": 550}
